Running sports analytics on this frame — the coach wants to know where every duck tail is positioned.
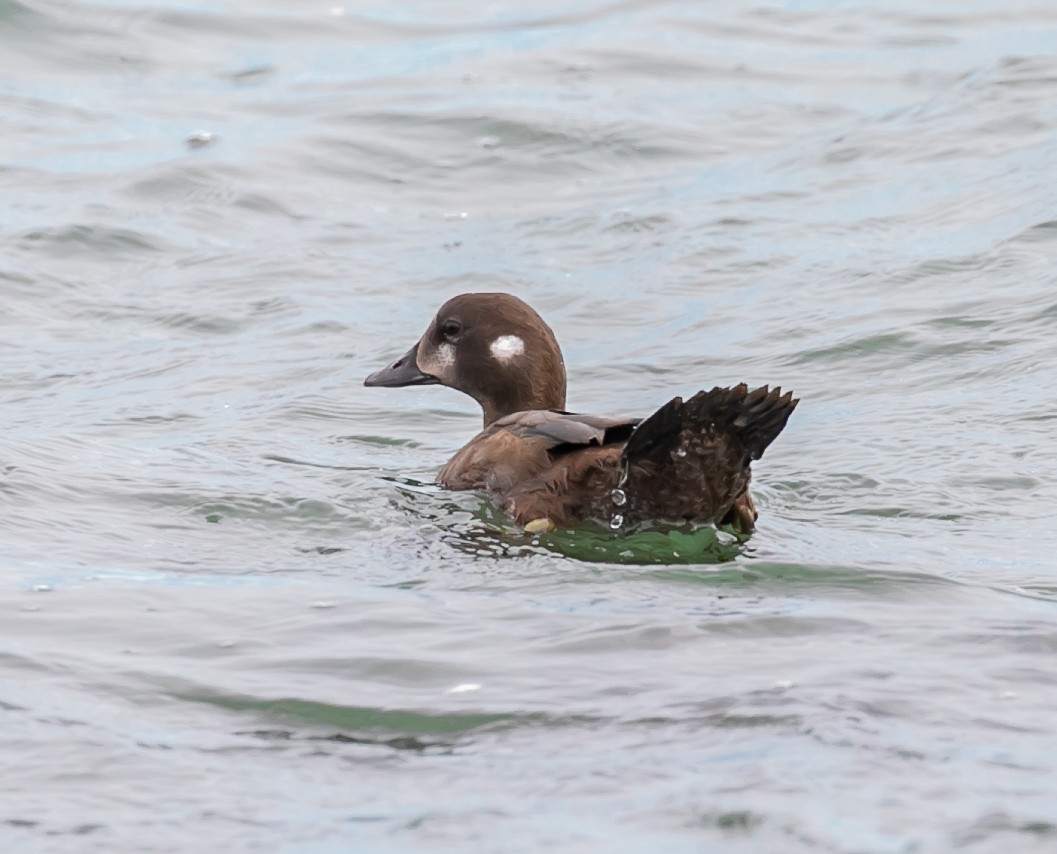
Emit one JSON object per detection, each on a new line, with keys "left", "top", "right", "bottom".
{"left": 622, "top": 384, "right": 799, "bottom": 467}
{"left": 611, "top": 384, "right": 796, "bottom": 530}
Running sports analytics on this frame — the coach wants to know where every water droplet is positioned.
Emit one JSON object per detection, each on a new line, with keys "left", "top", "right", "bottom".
{"left": 185, "top": 131, "right": 217, "bottom": 149}
{"left": 32, "top": 584, "right": 51, "bottom": 593}
{"left": 311, "top": 601, "right": 336, "bottom": 610}
{"left": 610, "top": 487, "right": 626, "bottom": 507}
{"left": 447, "top": 683, "right": 481, "bottom": 694}
{"left": 609, "top": 514, "right": 624, "bottom": 530}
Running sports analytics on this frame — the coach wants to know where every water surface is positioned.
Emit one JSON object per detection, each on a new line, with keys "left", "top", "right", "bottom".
{"left": 3, "top": 0, "right": 1057, "bottom": 850}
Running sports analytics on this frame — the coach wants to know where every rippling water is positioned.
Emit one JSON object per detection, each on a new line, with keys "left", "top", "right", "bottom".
{"left": 4, "top": 0, "right": 1057, "bottom": 850}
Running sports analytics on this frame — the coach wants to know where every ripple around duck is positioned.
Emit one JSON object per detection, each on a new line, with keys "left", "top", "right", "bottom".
{"left": 313, "top": 111, "right": 702, "bottom": 191}
{"left": 184, "top": 494, "right": 355, "bottom": 528}
{"left": 529, "top": 526, "right": 746, "bottom": 566}
{"left": 174, "top": 684, "right": 811, "bottom": 749}
{"left": 183, "top": 690, "right": 524, "bottom": 736}
{"left": 122, "top": 163, "right": 254, "bottom": 206}
{"left": 9, "top": 223, "right": 167, "bottom": 258}
{"left": 153, "top": 311, "right": 244, "bottom": 335}
{"left": 1011, "top": 218, "right": 1057, "bottom": 244}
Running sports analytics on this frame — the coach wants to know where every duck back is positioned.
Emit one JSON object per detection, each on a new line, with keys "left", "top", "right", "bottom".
{"left": 502, "top": 384, "right": 797, "bottom": 532}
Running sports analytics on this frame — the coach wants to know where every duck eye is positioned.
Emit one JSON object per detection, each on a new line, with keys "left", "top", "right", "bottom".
{"left": 441, "top": 319, "right": 462, "bottom": 339}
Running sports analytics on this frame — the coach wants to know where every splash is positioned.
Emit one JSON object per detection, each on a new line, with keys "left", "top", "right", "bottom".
{"left": 609, "top": 458, "right": 630, "bottom": 531}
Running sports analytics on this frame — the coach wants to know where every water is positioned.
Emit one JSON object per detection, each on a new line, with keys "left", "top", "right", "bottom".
{"left": 3, "top": 0, "right": 1057, "bottom": 850}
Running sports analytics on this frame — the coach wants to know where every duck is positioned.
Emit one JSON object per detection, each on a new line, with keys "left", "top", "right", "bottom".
{"left": 364, "top": 293, "right": 797, "bottom": 535}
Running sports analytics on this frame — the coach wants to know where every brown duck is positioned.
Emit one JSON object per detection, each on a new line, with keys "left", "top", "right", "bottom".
{"left": 364, "top": 293, "right": 797, "bottom": 534}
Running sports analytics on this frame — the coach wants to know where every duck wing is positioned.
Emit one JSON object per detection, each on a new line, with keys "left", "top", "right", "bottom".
{"left": 493, "top": 409, "right": 639, "bottom": 451}
{"left": 436, "top": 409, "right": 637, "bottom": 492}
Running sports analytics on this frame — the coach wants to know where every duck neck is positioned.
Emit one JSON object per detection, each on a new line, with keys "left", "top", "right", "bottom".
{"left": 479, "top": 374, "right": 566, "bottom": 427}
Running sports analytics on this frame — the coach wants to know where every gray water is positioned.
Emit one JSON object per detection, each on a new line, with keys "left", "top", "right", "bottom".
{"left": 4, "top": 0, "right": 1057, "bottom": 850}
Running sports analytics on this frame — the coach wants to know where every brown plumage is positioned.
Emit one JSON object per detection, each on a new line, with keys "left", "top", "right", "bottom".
{"left": 364, "top": 293, "right": 798, "bottom": 534}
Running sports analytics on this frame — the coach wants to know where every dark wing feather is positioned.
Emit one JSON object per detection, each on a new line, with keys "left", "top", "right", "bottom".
{"left": 616, "top": 384, "right": 798, "bottom": 528}
{"left": 622, "top": 384, "right": 797, "bottom": 465}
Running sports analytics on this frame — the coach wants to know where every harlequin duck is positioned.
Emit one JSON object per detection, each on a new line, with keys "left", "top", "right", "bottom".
{"left": 364, "top": 293, "right": 797, "bottom": 534}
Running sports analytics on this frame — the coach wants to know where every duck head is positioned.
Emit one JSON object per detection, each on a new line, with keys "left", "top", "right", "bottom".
{"left": 364, "top": 293, "right": 567, "bottom": 426}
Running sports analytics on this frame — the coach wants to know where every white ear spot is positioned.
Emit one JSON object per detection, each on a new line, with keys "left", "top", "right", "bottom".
{"left": 490, "top": 335, "right": 525, "bottom": 362}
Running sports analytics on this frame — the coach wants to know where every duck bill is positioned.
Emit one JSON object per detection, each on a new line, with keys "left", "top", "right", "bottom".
{"left": 363, "top": 342, "right": 439, "bottom": 388}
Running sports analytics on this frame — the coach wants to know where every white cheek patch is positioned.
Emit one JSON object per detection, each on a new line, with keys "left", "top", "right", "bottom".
{"left": 435, "top": 342, "right": 456, "bottom": 370}
{"left": 489, "top": 335, "right": 525, "bottom": 362}
{"left": 419, "top": 341, "right": 456, "bottom": 380}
